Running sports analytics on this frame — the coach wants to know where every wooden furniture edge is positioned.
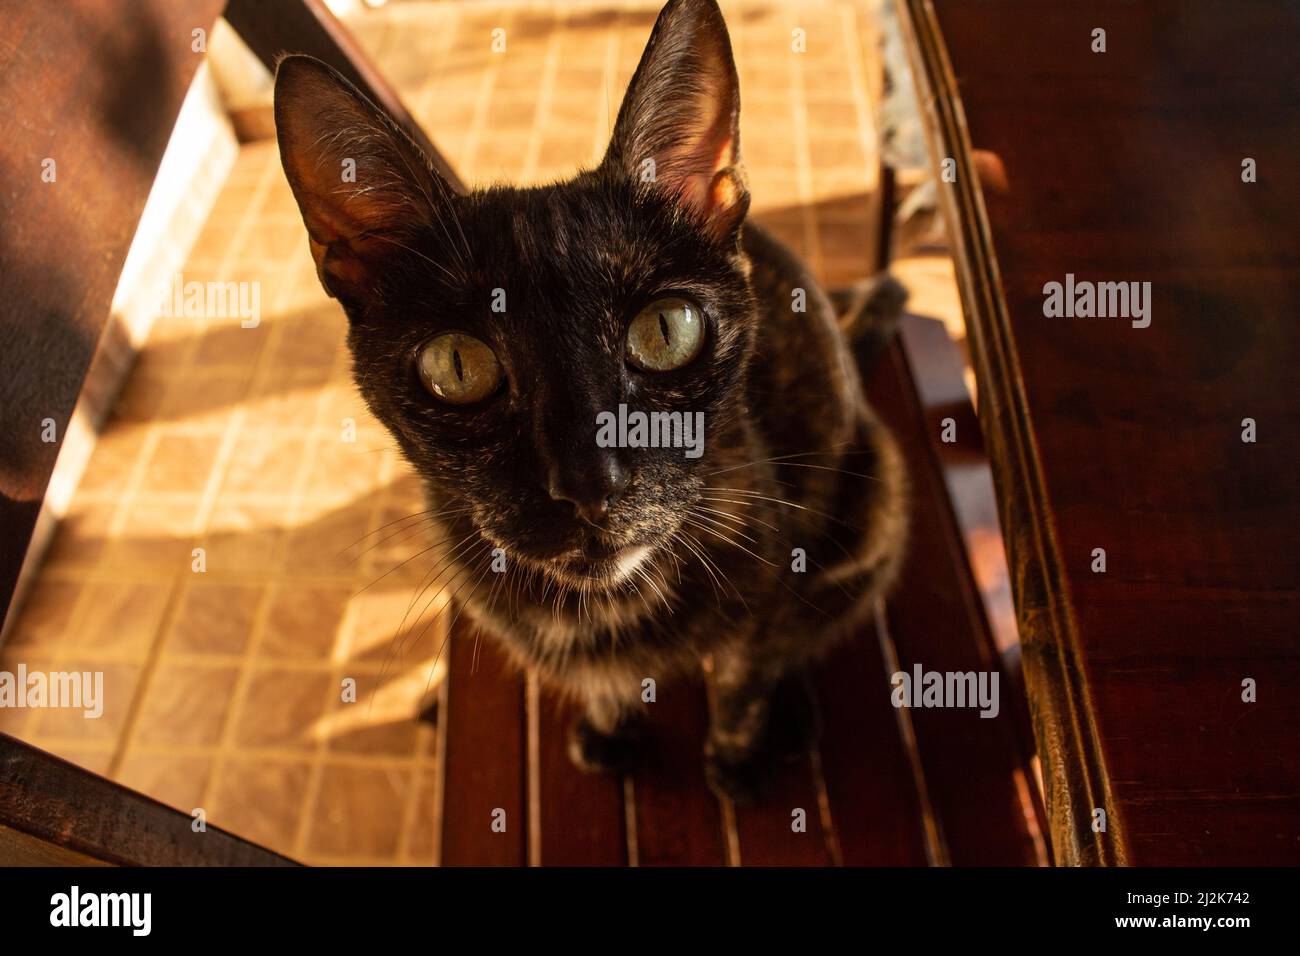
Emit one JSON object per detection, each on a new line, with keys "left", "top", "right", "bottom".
{"left": 893, "top": 0, "right": 1123, "bottom": 865}
{"left": 0, "top": 0, "right": 228, "bottom": 629}
{"left": 894, "top": 316, "right": 1052, "bottom": 864}
{"left": 0, "top": 733, "right": 299, "bottom": 867}
{"left": 223, "top": 0, "right": 468, "bottom": 195}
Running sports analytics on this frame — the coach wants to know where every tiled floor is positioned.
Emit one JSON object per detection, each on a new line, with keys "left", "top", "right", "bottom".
{"left": 0, "top": 0, "right": 962, "bottom": 865}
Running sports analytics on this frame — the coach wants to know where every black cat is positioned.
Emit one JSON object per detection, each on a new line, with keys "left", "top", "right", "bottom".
{"left": 275, "top": 0, "right": 907, "bottom": 803}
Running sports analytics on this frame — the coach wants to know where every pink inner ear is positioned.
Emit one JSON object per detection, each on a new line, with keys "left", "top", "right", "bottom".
{"left": 290, "top": 151, "right": 409, "bottom": 247}
{"left": 674, "top": 128, "right": 745, "bottom": 239}
{"left": 672, "top": 95, "right": 739, "bottom": 213}
{"left": 709, "top": 158, "right": 740, "bottom": 209}
{"left": 691, "top": 134, "right": 735, "bottom": 208}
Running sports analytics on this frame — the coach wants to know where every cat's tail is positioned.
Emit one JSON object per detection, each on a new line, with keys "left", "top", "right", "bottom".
{"left": 829, "top": 272, "right": 909, "bottom": 372}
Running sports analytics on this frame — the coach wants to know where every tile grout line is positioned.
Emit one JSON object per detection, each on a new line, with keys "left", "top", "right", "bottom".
{"left": 520, "top": 8, "right": 567, "bottom": 184}
{"left": 459, "top": 10, "right": 514, "bottom": 184}
{"left": 287, "top": 286, "right": 366, "bottom": 861}
{"left": 789, "top": 3, "right": 826, "bottom": 283}
{"left": 842, "top": 2, "right": 882, "bottom": 270}
{"left": 593, "top": 7, "right": 623, "bottom": 162}
{"left": 105, "top": 157, "right": 283, "bottom": 783}
{"left": 198, "top": 205, "right": 317, "bottom": 829}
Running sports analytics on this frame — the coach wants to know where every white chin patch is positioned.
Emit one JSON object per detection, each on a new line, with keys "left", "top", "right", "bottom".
{"left": 611, "top": 545, "right": 652, "bottom": 583}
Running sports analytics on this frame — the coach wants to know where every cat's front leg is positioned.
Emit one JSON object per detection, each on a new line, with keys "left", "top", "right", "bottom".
{"left": 566, "top": 677, "right": 647, "bottom": 775}
{"left": 705, "top": 642, "right": 819, "bottom": 805}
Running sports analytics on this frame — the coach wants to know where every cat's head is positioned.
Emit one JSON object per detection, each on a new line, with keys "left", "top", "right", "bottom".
{"left": 275, "top": 0, "right": 753, "bottom": 590}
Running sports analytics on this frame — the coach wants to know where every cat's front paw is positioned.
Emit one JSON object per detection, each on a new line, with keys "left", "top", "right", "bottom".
{"left": 705, "top": 672, "right": 820, "bottom": 805}
{"left": 567, "top": 716, "right": 645, "bottom": 775}
{"left": 703, "top": 737, "right": 771, "bottom": 806}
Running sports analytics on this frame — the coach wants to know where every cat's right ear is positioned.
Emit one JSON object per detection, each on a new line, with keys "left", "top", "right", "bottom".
{"left": 274, "top": 55, "right": 451, "bottom": 305}
{"left": 602, "top": 0, "right": 748, "bottom": 242}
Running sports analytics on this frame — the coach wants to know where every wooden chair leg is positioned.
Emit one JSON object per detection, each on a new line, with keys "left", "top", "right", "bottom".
{"left": 223, "top": 0, "right": 466, "bottom": 194}
{"left": 875, "top": 161, "right": 898, "bottom": 273}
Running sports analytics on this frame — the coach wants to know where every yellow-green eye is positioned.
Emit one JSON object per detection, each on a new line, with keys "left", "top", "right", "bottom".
{"left": 417, "top": 333, "right": 502, "bottom": 404}
{"left": 626, "top": 297, "right": 704, "bottom": 372}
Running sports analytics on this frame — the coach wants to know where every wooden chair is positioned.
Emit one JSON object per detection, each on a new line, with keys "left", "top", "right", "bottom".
{"left": 0, "top": 0, "right": 1045, "bottom": 866}
{"left": 434, "top": 313, "right": 1047, "bottom": 866}
{"left": 429, "top": 23, "right": 1045, "bottom": 859}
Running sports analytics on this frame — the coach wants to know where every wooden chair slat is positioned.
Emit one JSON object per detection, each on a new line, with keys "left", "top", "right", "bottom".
{"left": 0, "top": 733, "right": 295, "bottom": 866}
{"left": 534, "top": 691, "right": 629, "bottom": 866}
{"left": 729, "top": 748, "right": 835, "bottom": 866}
{"left": 898, "top": 316, "right": 1048, "bottom": 853}
{"left": 438, "top": 624, "right": 527, "bottom": 865}
{"left": 863, "top": 324, "right": 1043, "bottom": 865}
{"left": 813, "top": 624, "right": 932, "bottom": 866}
{"left": 627, "top": 679, "right": 728, "bottom": 866}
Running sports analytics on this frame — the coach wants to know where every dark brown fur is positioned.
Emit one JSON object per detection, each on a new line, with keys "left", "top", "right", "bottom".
{"left": 275, "top": 0, "right": 906, "bottom": 801}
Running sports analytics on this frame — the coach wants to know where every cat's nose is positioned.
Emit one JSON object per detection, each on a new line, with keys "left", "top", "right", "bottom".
{"left": 547, "top": 453, "right": 630, "bottom": 527}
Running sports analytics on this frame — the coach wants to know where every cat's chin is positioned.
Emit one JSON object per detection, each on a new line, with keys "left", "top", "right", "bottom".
{"left": 551, "top": 543, "right": 655, "bottom": 591}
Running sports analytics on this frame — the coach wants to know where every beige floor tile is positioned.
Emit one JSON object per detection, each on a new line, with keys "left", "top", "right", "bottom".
{"left": 159, "top": 368, "right": 253, "bottom": 424}
{"left": 132, "top": 663, "right": 240, "bottom": 747}
{"left": 28, "top": 659, "right": 143, "bottom": 743}
{"left": 282, "top": 507, "right": 374, "bottom": 576}
{"left": 403, "top": 768, "right": 439, "bottom": 866}
{"left": 306, "top": 763, "right": 410, "bottom": 857}
{"left": 220, "top": 434, "right": 310, "bottom": 502}
{"left": 117, "top": 753, "right": 214, "bottom": 813}
{"left": 65, "top": 580, "right": 172, "bottom": 658}
{"left": 0, "top": 651, "right": 56, "bottom": 738}
{"left": 30, "top": 745, "right": 116, "bottom": 777}
{"left": 260, "top": 584, "right": 352, "bottom": 661}
{"left": 167, "top": 581, "right": 264, "bottom": 657}
{"left": 108, "top": 499, "right": 203, "bottom": 570}
{"left": 208, "top": 758, "right": 312, "bottom": 851}
{"left": 202, "top": 500, "right": 288, "bottom": 573}
{"left": 74, "top": 426, "right": 149, "bottom": 494}
{"left": 233, "top": 667, "right": 333, "bottom": 751}
{"left": 3, "top": 578, "right": 82, "bottom": 650}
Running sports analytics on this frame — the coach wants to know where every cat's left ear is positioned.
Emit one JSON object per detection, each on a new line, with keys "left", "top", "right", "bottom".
{"left": 602, "top": 0, "right": 749, "bottom": 242}
{"left": 274, "top": 55, "right": 453, "bottom": 305}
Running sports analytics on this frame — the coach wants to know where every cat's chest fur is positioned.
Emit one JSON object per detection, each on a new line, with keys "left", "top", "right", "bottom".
{"left": 276, "top": 0, "right": 907, "bottom": 794}
{"left": 449, "top": 222, "right": 897, "bottom": 689}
